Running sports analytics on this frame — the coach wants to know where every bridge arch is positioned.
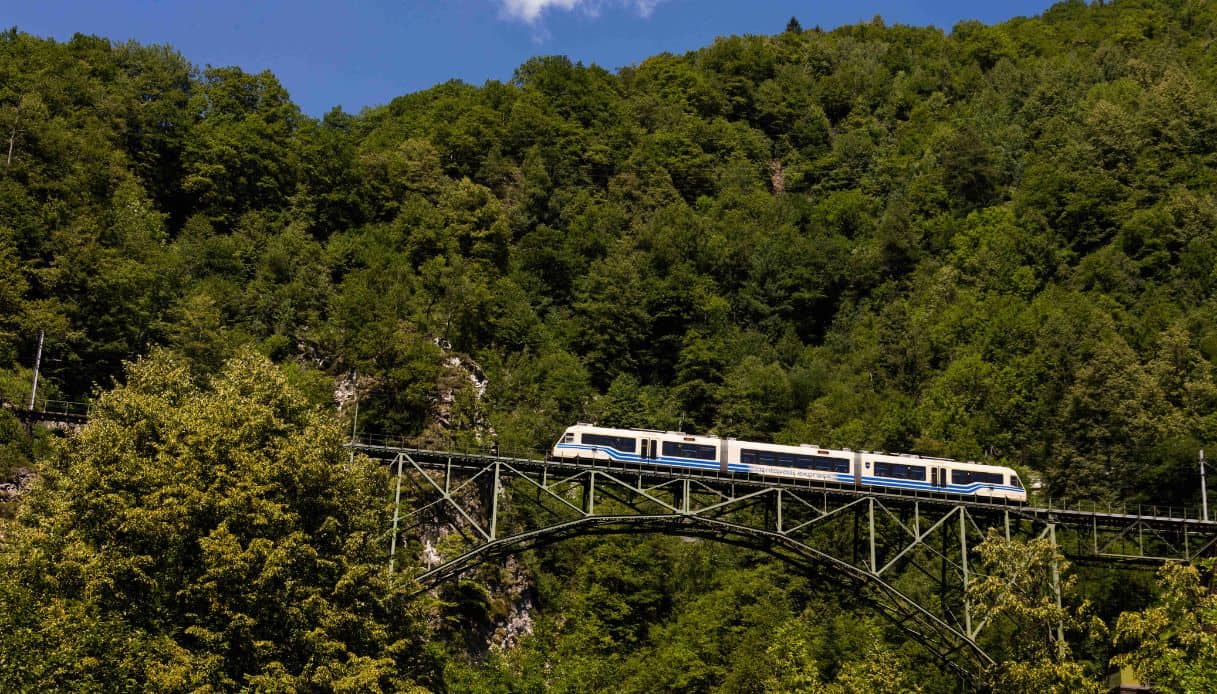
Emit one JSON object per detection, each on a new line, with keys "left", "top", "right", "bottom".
{"left": 355, "top": 442, "right": 1217, "bottom": 692}
{"left": 408, "top": 512, "right": 996, "bottom": 687}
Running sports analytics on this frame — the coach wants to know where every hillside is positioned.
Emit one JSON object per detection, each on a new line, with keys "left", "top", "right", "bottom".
{"left": 2, "top": 1, "right": 1217, "bottom": 689}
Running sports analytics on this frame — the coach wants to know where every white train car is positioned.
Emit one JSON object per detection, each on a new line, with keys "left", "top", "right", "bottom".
{"left": 551, "top": 424, "right": 1025, "bottom": 502}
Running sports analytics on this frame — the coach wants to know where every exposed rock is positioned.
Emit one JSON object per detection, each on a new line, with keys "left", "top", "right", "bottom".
{"left": 418, "top": 339, "right": 495, "bottom": 449}
{"left": 489, "top": 554, "right": 536, "bottom": 652}
{"left": 0, "top": 467, "right": 36, "bottom": 503}
{"left": 333, "top": 369, "right": 367, "bottom": 415}
{"left": 421, "top": 538, "right": 443, "bottom": 568}
{"left": 769, "top": 158, "right": 785, "bottom": 193}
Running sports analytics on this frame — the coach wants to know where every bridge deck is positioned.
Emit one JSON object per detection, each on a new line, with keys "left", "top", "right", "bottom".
{"left": 356, "top": 438, "right": 1217, "bottom": 687}
{"left": 3, "top": 400, "right": 90, "bottom": 425}
{"left": 351, "top": 441, "right": 1217, "bottom": 535}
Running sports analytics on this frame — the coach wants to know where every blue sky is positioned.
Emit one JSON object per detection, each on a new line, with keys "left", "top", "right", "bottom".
{"left": 9, "top": 0, "right": 1057, "bottom": 117}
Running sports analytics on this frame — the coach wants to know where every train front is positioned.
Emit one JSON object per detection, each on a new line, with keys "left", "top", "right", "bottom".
{"left": 550, "top": 426, "right": 578, "bottom": 459}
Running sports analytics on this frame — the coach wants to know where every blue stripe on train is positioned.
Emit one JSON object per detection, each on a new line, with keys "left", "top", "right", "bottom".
{"left": 556, "top": 445, "right": 1022, "bottom": 496}
{"left": 858, "top": 475, "right": 1021, "bottom": 495}
{"left": 555, "top": 443, "right": 748, "bottom": 473}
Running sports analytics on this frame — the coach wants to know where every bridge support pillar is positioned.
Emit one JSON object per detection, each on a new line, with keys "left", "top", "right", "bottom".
{"left": 960, "top": 508, "right": 972, "bottom": 638}
{"left": 583, "top": 472, "right": 595, "bottom": 515}
{"left": 489, "top": 461, "right": 500, "bottom": 540}
{"left": 388, "top": 453, "right": 405, "bottom": 575}
{"left": 868, "top": 498, "right": 877, "bottom": 573}
{"left": 1049, "top": 523, "right": 1065, "bottom": 659}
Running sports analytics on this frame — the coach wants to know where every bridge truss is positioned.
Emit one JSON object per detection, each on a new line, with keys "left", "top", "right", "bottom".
{"left": 352, "top": 439, "right": 1217, "bottom": 688}
{"left": 4, "top": 398, "right": 90, "bottom": 427}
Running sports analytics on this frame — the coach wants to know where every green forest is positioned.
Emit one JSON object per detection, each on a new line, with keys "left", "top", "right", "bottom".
{"left": 2, "top": 0, "right": 1217, "bottom": 690}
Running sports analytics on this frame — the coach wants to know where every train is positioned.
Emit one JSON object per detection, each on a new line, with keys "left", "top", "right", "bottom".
{"left": 550, "top": 423, "right": 1026, "bottom": 502}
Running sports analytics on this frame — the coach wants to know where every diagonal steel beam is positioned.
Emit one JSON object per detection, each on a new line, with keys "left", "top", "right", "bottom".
{"left": 399, "top": 452, "right": 492, "bottom": 542}
{"left": 407, "top": 513, "right": 996, "bottom": 688}
{"left": 499, "top": 462, "right": 589, "bottom": 517}
{"left": 780, "top": 495, "right": 873, "bottom": 536}
{"left": 878, "top": 506, "right": 965, "bottom": 576}
{"left": 684, "top": 486, "right": 775, "bottom": 517}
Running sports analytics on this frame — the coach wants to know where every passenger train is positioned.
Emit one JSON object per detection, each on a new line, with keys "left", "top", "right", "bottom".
{"left": 551, "top": 424, "right": 1026, "bottom": 502}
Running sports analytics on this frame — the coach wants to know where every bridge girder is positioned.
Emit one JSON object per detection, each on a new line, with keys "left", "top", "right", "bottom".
{"left": 356, "top": 442, "right": 1217, "bottom": 690}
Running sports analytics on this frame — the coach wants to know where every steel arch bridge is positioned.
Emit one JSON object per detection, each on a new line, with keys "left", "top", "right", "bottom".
{"left": 351, "top": 438, "right": 1217, "bottom": 689}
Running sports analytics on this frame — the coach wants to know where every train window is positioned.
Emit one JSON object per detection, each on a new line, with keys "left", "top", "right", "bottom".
{"left": 874, "top": 462, "right": 926, "bottom": 480}
{"left": 787, "top": 454, "right": 849, "bottom": 473}
{"left": 818, "top": 456, "right": 850, "bottom": 473}
{"left": 952, "top": 469, "right": 1004, "bottom": 485}
{"left": 582, "top": 433, "right": 637, "bottom": 453}
{"left": 662, "top": 441, "right": 717, "bottom": 460}
{"left": 738, "top": 449, "right": 850, "bottom": 473}
{"left": 1010, "top": 474, "right": 1023, "bottom": 489}
{"left": 742, "top": 449, "right": 776, "bottom": 466}
{"left": 561, "top": 433, "right": 574, "bottom": 444}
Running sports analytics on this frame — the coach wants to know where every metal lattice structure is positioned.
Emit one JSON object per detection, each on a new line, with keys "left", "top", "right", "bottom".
{"left": 352, "top": 439, "right": 1217, "bottom": 688}
{"left": 4, "top": 399, "right": 90, "bottom": 427}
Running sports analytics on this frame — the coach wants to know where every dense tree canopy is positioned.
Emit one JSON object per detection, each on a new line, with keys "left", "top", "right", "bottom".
{"left": 4, "top": 1, "right": 1217, "bottom": 690}
{"left": 1113, "top": 559, "right": 1217, "bottom": 692}
{"left": 5, "top": 2, "right": 1217, "bottom": 506}
{"left": 0, "top": 350, "right": 436, "bottom": 690}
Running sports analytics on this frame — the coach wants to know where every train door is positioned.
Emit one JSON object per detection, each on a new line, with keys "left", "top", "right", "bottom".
{"left": 642, "top": 439, "right": 658, "bottom": 462}
{"left": 931, "top": 467, "right": 948, "bottom": 490}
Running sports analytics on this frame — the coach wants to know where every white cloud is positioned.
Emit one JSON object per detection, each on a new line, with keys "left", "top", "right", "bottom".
{"left": 632, "top": 0, "right": 661, "bottom": 17}
{"left": 499, "top": 0, "right": 664, "bottom": 24}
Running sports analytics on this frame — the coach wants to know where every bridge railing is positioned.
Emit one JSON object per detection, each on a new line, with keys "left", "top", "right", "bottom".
{"left": 1037, "top": 497, "right": 1205, "bottom": 522}
{"left": 30, "top": 398, "right": 91, "bottom": 418}
{"left": 351, "top": 431, "right": 549, "bottom": 461}
{"left": 349, "top": 432, "right": 1217, "bottom": 528}
{"left": 350, "top": 432, "right": 1035, "bottom": 510}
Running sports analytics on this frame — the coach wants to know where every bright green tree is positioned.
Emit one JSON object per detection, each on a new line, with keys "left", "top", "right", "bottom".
{"left": 0, "top": 348, "right": 436, "bottom": 691}
{"left": 968, "top": 530, "right": 1106, "bottom": 693}
{"left": 1113, "top": 560, "right": 1217, "bottom": 693}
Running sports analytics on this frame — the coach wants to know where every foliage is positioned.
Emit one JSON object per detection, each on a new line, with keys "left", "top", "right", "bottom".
{"left": 1113, "top": 560, "right": 1217, "bottom": 693}
{"left": 4, "top": 5, "right": 1217, "bottom": 501}
{"left": 5, "top": 2, "right": 1217, "bottom": 689}
{"left": 0, "top": 349, "right": 437, "bottom": 690}
{"left": 968, "top": 530, "right": 1106, "bottom": 693}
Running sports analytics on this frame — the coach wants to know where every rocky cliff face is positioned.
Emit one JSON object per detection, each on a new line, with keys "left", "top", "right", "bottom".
{"left": 0, "top": 467, "right": 35, "bottom": 525}
{"left": 489, "top": 555, "right": 536, "bottom": 652}
{"left": 425, "top": 346, "right": 494, "bottom": 445}
{"left": 345, "top": 337, "right": 533, "bottom": 654}
{"left": 0, "top": 467, "right": 33, "bottom": 502}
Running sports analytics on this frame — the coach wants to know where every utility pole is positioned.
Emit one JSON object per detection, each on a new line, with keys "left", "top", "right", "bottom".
{"left": 347, "top": 371, "right": 359, "bottom": 469}
{"left": 350, "top": 384, "right": 360, "bottom": 443}
{"left": 6, "top": 102, "right": 23, "bottom": 168}
{"left": 27, "top": 329, "right": 43, "bottom": 410}
{"left": 1202, "top": 449, "right": 1209, "bottom": 523}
